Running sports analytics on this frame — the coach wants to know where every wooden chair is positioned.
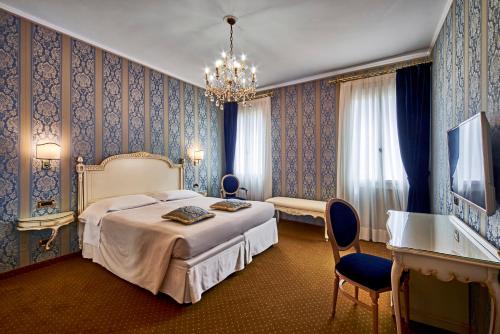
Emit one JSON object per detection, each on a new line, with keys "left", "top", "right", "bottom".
{"left": 325, "top": 198, "right": 408, "bottom": 334}
{"left": 220, "top": 174, "right": 248, "bottom": 199}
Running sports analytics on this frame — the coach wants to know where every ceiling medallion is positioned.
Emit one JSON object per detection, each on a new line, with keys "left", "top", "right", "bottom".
{"left": 204, "top": 15, "right": 257, "bottom": 110}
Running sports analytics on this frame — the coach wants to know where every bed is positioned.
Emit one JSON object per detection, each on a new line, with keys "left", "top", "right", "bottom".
{"left": 76, "top": 152, "right": 278, "bottom": 303}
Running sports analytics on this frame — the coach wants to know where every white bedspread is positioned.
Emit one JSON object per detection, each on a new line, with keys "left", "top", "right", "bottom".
{"left": 85, "top": 197, "right": 274, "bottom": 294}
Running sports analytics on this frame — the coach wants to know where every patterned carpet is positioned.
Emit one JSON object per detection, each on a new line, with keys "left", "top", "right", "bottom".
{"left": 0, "top": 220, "right": 446, "bottom": 333}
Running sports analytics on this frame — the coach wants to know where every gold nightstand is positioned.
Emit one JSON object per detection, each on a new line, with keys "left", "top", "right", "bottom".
{"left": 17, "top": 211, "right": 75, "bottom": 251}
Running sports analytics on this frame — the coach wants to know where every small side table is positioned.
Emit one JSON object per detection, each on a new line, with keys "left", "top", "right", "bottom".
{"left": 17, "top": 211, "right": 75, "bottom": 251}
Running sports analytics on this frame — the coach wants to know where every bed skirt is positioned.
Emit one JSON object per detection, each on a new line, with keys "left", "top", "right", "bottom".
{"left": 82, "top": 218, "right": 277, "bottom": 303}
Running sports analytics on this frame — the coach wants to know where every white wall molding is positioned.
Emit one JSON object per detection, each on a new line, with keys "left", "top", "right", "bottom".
{"left": 430, "top": 0, "right": 454, "bottom": 49}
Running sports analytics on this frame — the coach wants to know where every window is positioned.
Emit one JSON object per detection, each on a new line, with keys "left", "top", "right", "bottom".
{"left": 233, "top": 97, "right": 272, "bottom": 201}
{"left": 337, "top": 73, "right": 408, "bottom": 242}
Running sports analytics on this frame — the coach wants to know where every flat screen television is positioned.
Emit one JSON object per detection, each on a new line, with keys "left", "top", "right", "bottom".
{"left": 447, "top": 112, "right": 496, "bottom": 215}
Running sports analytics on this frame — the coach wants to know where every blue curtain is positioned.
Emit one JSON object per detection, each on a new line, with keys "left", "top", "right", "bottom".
{"left": 396, "top": 63, "right": 431, "bottom": 213}
{"left": 223, "top": 102, "right": 238, "bottom": 174}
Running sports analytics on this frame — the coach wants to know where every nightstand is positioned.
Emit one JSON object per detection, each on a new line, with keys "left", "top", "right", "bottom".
{"left": 17, "top": 211, "right": 75, "bottom": 251}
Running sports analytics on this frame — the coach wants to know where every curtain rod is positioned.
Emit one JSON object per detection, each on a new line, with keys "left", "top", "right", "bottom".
{"left": 327, "top": 57, "right": 432, "bottom": 84}
{"left": 250, "top": 91, "right": 274, "bottom": 100}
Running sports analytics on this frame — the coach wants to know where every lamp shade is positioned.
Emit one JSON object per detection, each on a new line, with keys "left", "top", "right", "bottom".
{"left": 194, "top": 150, "right": 205, "bottom": 161}
{"left": 36, "top": 143, "right": 61, "bottom": 160}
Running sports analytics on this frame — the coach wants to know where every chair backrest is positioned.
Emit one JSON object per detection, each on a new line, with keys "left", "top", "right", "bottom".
{"left": 221, "top": 174, "right": 240, "bottom": 194}
{"left": 325, "top": 198, "right": 361, "bottom": 264}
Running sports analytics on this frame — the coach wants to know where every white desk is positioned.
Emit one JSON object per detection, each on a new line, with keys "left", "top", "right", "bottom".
{"left": 386, "top": 211, "right": 500, "bottom": 334}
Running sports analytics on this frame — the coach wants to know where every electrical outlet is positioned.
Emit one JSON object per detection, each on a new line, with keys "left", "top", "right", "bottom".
{"left": 37, "top": 199, "right": 55, "bottom": 208}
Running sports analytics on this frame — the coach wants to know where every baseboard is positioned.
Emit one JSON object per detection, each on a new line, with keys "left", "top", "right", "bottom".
{"left": 410, "top": 307, "right": 469, "bottom": 334}
{"left": 0, "top": 251, "right": 81, "bottom": 280}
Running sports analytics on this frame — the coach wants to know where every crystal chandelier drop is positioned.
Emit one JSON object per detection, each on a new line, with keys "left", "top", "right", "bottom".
{"left": 204, "top": 15, "right": 257, "bottom": 110}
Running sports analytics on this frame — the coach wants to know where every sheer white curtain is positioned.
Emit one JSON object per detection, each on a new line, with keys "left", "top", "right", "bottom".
{"left": 337, "top": 73, "right": 408, "bottom": 242}
{"left": 234, "top": 97, "right": 272, "bottom": 201}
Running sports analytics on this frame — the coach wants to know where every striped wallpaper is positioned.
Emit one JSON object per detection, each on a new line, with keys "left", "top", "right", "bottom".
{"left": 4, "top": 0, "right": 496, "bottom": 277}
{"left": 270, "top": 79, "right": 337, "bottom": 202}
{"left": 431, "top": 0, "right": 499, "bottom": 249}
{"left": 0, "top": 10, "right": 222, "bottom": 272}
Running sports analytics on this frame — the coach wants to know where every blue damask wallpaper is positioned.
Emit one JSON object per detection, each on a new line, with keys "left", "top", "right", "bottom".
{"left": 0, "top": 10, "right": 222, "bottom": 272}
{"left": 102, "top": 52, "right": 122, "bottom": 158}
{"left": 301, "top": 82, "right": 316, "bottom": 200}
{"left": 128, "top": 62, "right": 145, "bottom": 152}
{"left": 209, "top": 99, "right": 221, "bottom": 197}
{"left": 29, "top": 25, "right": 62, "bottom": 262}
{"left": 270, "top": 89, "right": 281, "bottom": 197}
{"left": 71, "top": 39, "right": 96, "bottom": 208}
{"left": 31, "top": 25, "right": 62, "bottom": 218}
{"left": 168, "top": 78, "right": 181, "bottom": 163}
{"left": 270, "top": 79, "right": 336, "bottom": 202}
{"left": 183, "top": 84, "right": 195, "bottom": 190}
{"left": 198, "top": 89, "right": 209, "bottom": 192}
{"left": 487, "top": 0, "right": 500, "bottom": 246}
{"left": 150, "top": 70, "right": 164, "bottom": 155}
{"left": 432, "top": 0, "right": 499, "bottom": 248}
{"left": 284, "top": 86, "right": 298, "bottom": 197}
{"left": 319, "top": 80, "right": 336, "bottom": 201}
{"left": 0, "top": 11, "right": 19, "bottom": 272}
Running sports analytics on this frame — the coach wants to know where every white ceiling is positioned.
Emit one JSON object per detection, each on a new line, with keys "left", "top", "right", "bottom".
{"left": 1, "top": 0, "right": 450, "bottom": 89}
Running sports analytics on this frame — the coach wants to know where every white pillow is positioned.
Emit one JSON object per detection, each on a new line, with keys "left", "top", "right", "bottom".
{"left": 79, "top": 194, "right": 159, "bottom": 226}
{"left": 149, "top": 189, "right": 202, "bottom": 201}
{"left": 107, "top": 194, "right": 159, "bottom": 211}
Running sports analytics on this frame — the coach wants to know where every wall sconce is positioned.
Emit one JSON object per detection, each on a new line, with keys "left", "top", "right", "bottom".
{"left": 36, "top": 142, "right": 61, "bottom": 169}
{"left": 193, "top": 150, "right": 205, "bottom": 166}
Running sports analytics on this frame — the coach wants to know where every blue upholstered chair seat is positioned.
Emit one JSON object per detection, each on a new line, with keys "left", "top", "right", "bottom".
{"left": 335, "top": 253, "right": 392, "bottom": 291}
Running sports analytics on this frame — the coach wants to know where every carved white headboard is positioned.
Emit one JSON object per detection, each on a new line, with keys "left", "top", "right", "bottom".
{"left": 76, "top": 152, "right": 184, "bottom": 214}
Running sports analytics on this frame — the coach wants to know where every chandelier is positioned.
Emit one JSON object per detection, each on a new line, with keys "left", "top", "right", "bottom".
{"left": 204, "top": 15, "right": 257, "bottom": 110}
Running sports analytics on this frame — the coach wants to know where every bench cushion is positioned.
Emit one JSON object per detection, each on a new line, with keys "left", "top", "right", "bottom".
{"left": 265, "top": 197, "right": 326, "bottom": 213}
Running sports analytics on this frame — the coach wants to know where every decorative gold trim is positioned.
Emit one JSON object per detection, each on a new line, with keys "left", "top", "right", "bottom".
{"left": 82, "top": 151, "right": 182, "bottom": 171}
{"left": 61, "top": 35, "right": 71, "bottom": 213}
{"left": 250, "top": 90, "right": 274, "bottom": 100}
{"left": 328, "top": 57, "right": 432, "bottom": 84}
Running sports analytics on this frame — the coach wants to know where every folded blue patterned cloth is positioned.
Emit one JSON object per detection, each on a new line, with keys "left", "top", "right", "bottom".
{"left": 210, "top": 200, "right": 252, "bottom": 212}
{"left": 162, "top": 206, "right": 215, "bottom": 224}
